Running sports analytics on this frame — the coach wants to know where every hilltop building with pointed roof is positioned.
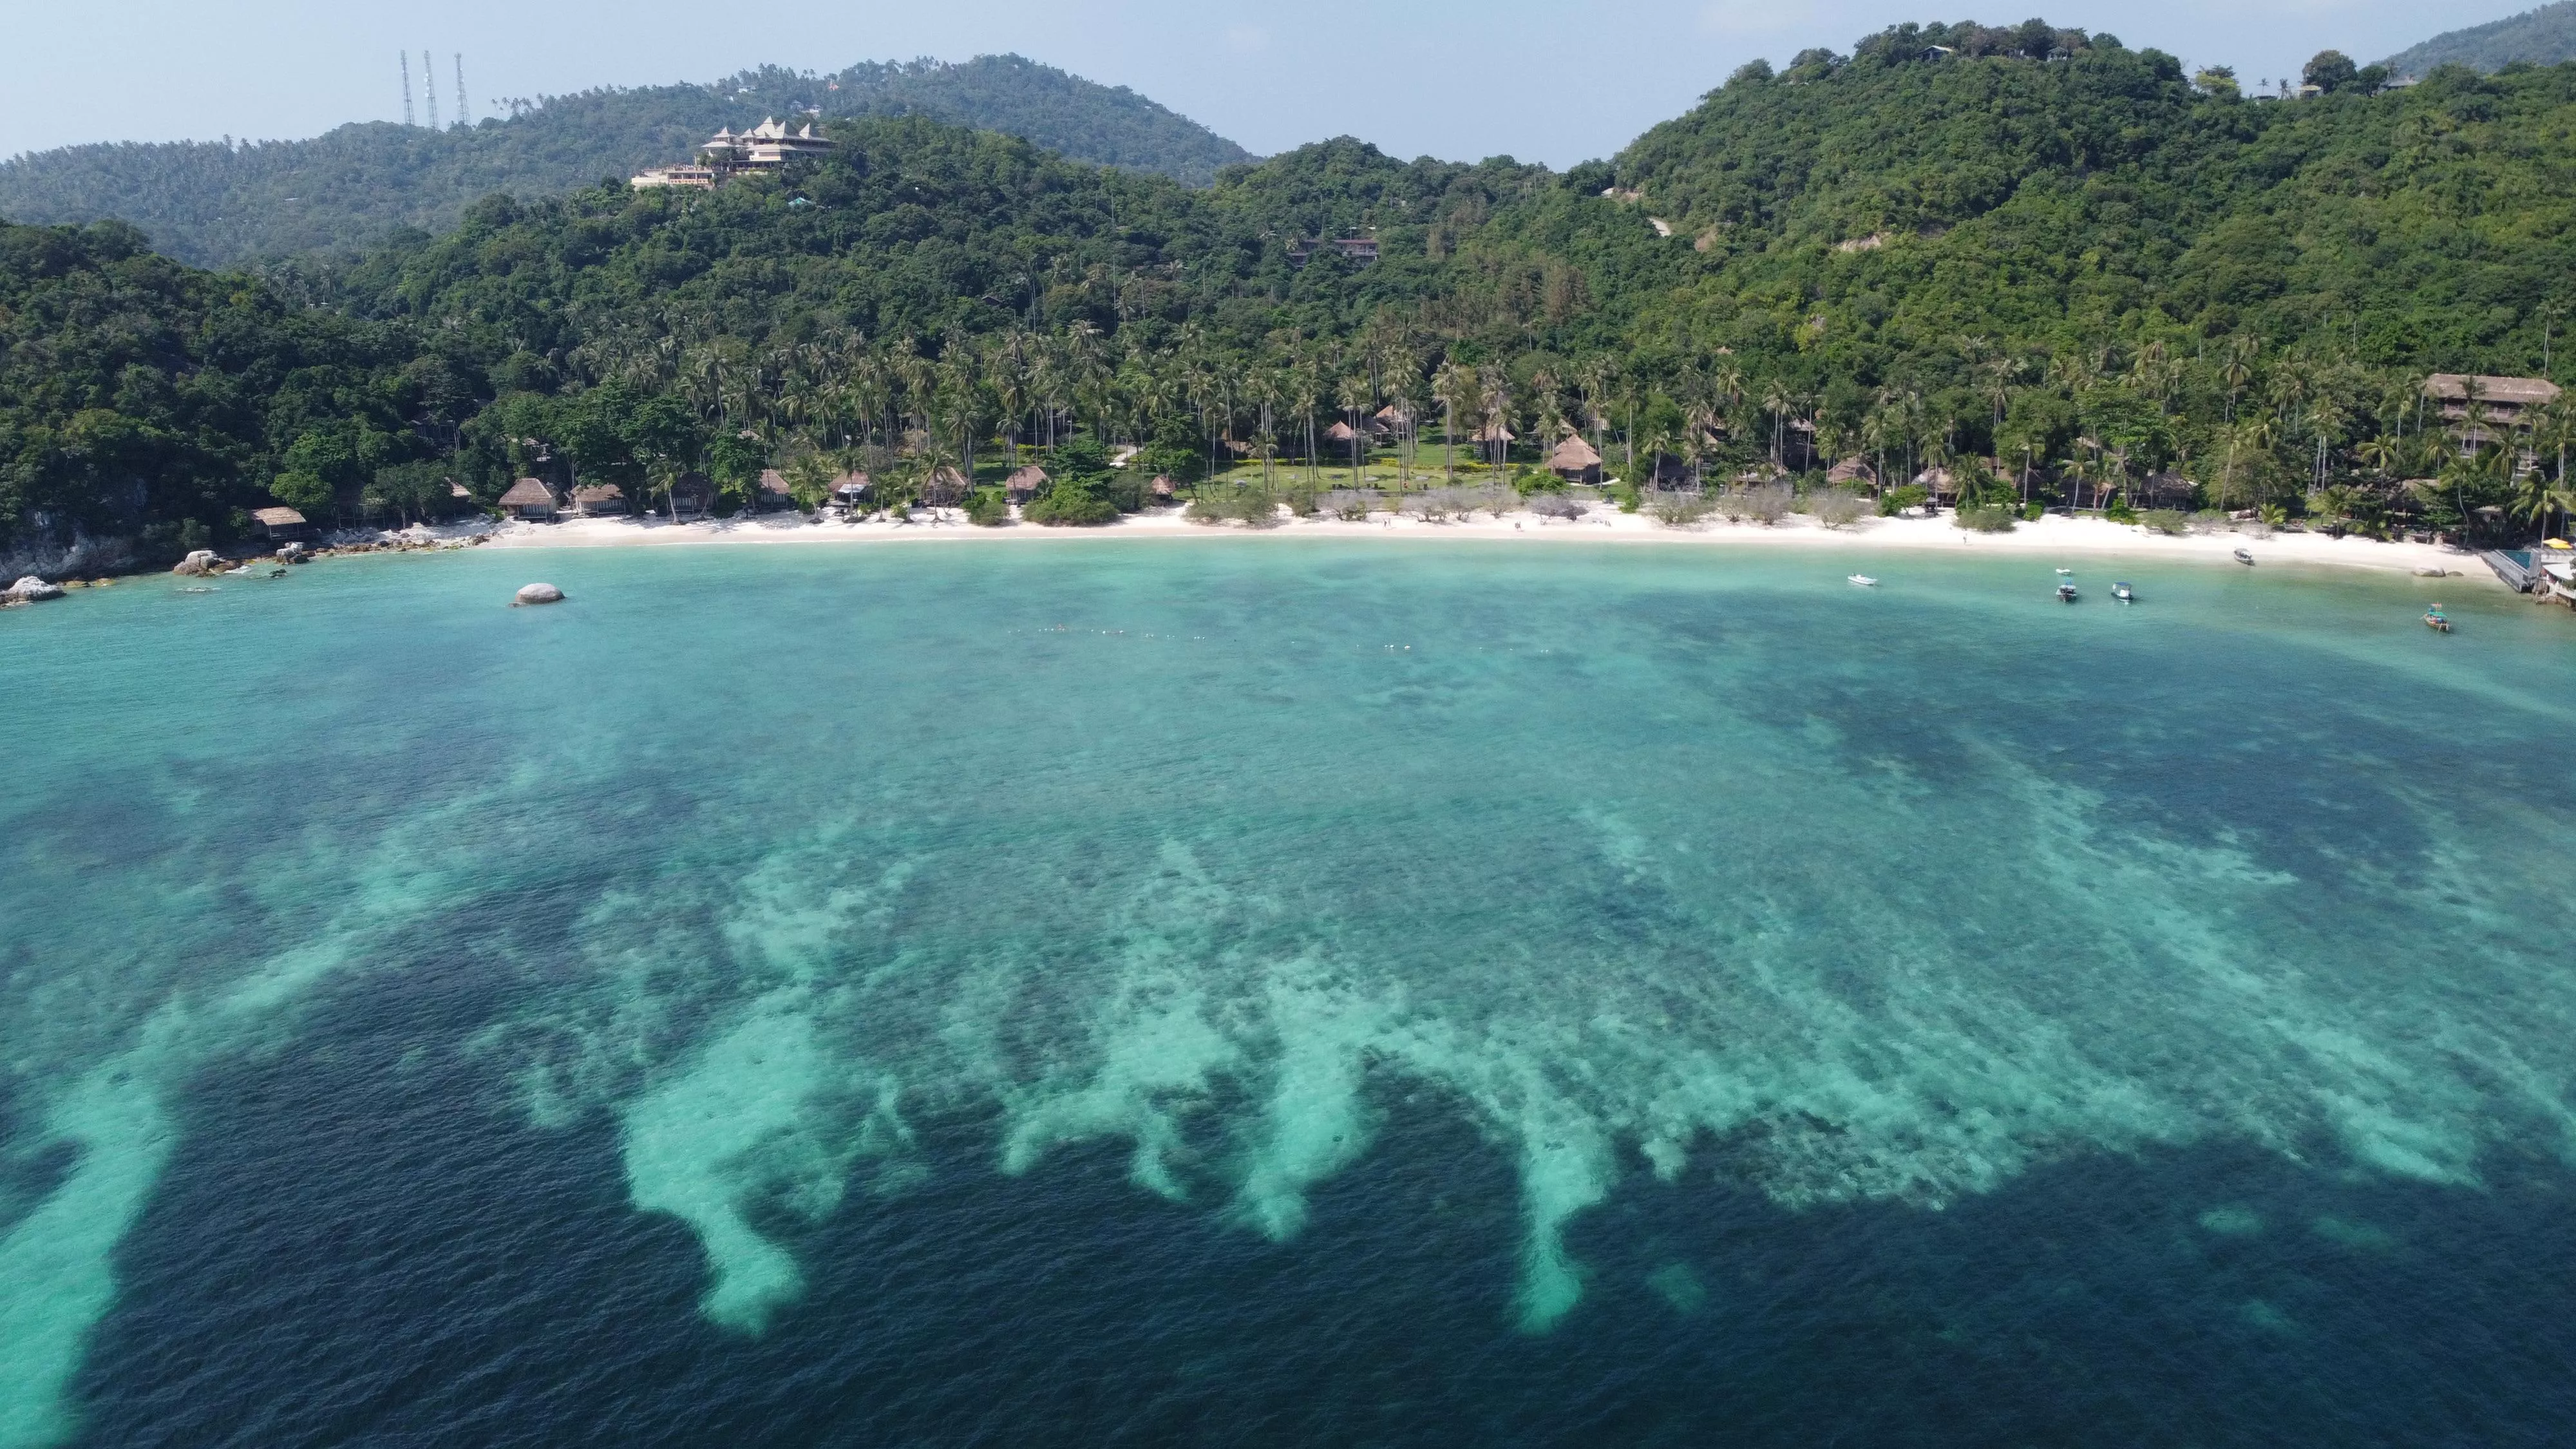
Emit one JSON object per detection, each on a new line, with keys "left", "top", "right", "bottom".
{"left": 634, "top": 118, "right": 836, "bottom": 190}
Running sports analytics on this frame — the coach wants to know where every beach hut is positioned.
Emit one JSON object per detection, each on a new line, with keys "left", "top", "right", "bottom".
{"left": 1150, "top": 475, "right": 1177, "bottom": 500}
{"left": 756, "top": 469, "right": 795, "bottom": 511}
{"left": 571, "top": 484, "right": 625, "bottom": 516}
{"left": 1648, "top": 453, "right": 1701, "bottom": 491}
{"left": 922, "top": 466, "right": 970, "bottom": 507}
{"left": 1371, "top": 405, "right": 1410, "bottom": 438}
{"left": 670, "top": 471, "right": 714, "bottom": 520}
{"left": 829, "top": 471, "right": 873, "bottom": 506}
{"left": 251, "top": 506, "right": 310, "bottom": 542}
{"left": 1006, "top": 465, "right": 1049, "bottom": 502}
{"left": 2136, "top": 471, "right": 2195, "bottom": 509}
{"left": 1826, "top": 457, "right": 1875, "bottom": 488}
{"left": 498, "top": 478, "right": 559, "bottom": 521}
{"left": 1325, "top": 420, "right": 1361, "bottom": 444}
{"left": 1546, "top": 434, "right": 1603, "bottom": 486}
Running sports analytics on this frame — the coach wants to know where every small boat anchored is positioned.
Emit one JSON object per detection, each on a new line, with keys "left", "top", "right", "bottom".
{"left": 2112, "top": 581, "right": 2134, "bottom": 602}
{"left": 1847, "top": 574, "right": 1879, "bottom": 587}
{"left": 2423, "top": 605, "right": 2451, "bottom": 633}
{"left": 2233, "top": 547, "right": 2255, "bottom": 566}
{"left": 2054, "top": 567, "right": 2074, "bottom": 576}
{"left": 2056, "top": 581, "right": 2080, "bottom": 603}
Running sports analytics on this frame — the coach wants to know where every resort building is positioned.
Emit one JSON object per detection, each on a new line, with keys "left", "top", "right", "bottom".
{"left": 1006, "top": 466, "right": 1049, "bottom": 502}
{"left": 630, "top": 165, "right": 717, "bottom": 191}
{"left": 632, "top": 118, "right": 836, "bottom": 190}
{"left": 2423, "top": 374, "right": 2561, "bottom": 458}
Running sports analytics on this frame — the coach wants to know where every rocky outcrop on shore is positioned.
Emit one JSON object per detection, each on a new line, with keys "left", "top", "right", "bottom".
{"left": 5, "top": 575, "right": 66, "bottom": 603}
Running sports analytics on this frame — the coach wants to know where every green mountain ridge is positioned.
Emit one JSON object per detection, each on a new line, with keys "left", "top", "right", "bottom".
{"left": 0, "top": 55, "right": 1253, "bottom": 267}
{"left": 2383, "top": 3, "right": 2576, "bottom": 75}
{"left": 6, "top": 19, "right": 2574, "bottom": 565}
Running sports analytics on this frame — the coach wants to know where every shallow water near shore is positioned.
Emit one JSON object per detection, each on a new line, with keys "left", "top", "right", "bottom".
{"left": 3, "top": 542, "right": 2571, "bottom": 1446}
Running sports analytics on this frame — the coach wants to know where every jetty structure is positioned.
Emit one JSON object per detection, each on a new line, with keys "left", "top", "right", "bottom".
{"left": 633, "top": 117, "right": 836, "bottom": 189}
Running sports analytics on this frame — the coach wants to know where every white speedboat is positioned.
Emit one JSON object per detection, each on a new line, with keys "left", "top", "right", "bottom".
{"left": 2113, "top": 581, "right": 2134, "bottom": 602}
{"left": 2233, "top": 547, "right": 2255, "bottom": 565}
{"left": 2054, "top": 567, "right": 2073, "bottom": 575}
{"left": 2056, "top": 582, "right": 2080, "bottom": 603}
{"left": 1848, "top": 574, "right": 1878, "bottom": 587}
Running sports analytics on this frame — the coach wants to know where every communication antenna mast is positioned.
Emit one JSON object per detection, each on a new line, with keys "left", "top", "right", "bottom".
{"left": 455, "top": 54, "right": 469, "bottom": 127}
{"left": 424, "top": 51, "right": 439, "bottom": 129}
{"left": 401, "top": 52, "right": 415, "bottom": 126}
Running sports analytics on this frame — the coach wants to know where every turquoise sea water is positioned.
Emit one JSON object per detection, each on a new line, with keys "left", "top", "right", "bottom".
{"left": 2, "top": 540, "right": 2571, "bottom": 1445}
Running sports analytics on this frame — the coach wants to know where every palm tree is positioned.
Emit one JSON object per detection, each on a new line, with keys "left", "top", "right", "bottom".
{"left": 1479, "top": 372, "right": 1513, "bottom": 477}
{"left": 1433, "top": 360, "right": 1475, "bottom": 482}
{"left": 1333, "top": 373, "right": 1371, "bottom": 482}
{"left": 1577, "top": 354, "right": 1617, "bottom": 464}
{"left": 1761, "top": 377, "right": 1794, "bottom": 470}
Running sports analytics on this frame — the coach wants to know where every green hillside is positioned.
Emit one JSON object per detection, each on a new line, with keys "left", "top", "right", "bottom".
{"left": 0, "top": 56, "right": 1253, "bottom": 267}
{"left": 9, "top": 19, "right": 2576, "bottom": 564}
{"left": 2385, "top": 3, "right": 2576, "bottom": 76}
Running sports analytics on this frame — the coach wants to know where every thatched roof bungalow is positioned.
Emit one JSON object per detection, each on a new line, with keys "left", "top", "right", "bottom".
{"left": 1006, "top": 465, "right": 1049, "bottom": 500}
{"left": 571, "top": 484, "right": 625, "bottom": 515}
{"left": 756, "top": 469, "right": 794, "bottom": 510}
{"left": 830, "top": 471, "right": 873, "bottom": 503}
{"left": 498, "top": 478, "right": 558, "bottom": 520}
{"left": 1826, "top": 457, "right": 1875, "bottom": 488}
{"left": 1546, "top": 434, "right": 1603, "bottom": 486}
{"left": 251, "top": 506, "right": 310, "bottom": 540}
{"left": 1150, "top": 475, "right": 1177, "bottom": 499}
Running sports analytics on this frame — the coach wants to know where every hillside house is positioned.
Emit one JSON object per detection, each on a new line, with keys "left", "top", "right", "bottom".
{"left": 2423, "top": 374, "right": 2561, "bottom": 461}
{"left": 1286, "top": 236, "right": 1378, "bottom": 268}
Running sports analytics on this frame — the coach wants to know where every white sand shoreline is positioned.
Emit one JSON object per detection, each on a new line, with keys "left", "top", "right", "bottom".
{"left": 465, "top": 506, "right": 2492, "bottom": 581}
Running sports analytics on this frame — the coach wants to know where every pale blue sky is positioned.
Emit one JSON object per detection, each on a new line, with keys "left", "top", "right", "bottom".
{"left": 0, "top": 0, "right": 2532, "bottom": 166}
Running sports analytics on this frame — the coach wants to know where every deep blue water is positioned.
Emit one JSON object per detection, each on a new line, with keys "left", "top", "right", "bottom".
{"left": 3, "top": 540, "right": 2571, "bottom": 1446}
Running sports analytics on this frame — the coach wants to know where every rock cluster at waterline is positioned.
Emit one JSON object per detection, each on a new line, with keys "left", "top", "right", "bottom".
{"left": 3, "top": 574, "right": 64, "bottom": 603}
{"left": 513, "top": 583, "right": 566, "bottom": 606}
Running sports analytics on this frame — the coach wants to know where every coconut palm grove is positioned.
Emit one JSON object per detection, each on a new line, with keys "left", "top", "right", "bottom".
{"left": 5, "top": 19, "right": 2574, "bottom": 556}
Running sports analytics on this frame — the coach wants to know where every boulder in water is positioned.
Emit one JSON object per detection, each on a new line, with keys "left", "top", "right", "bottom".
{"left": 5, "top": 575, "right": 64, "bottom": 601}
{"left": 513, "top": 582, "right": 566, "bottom": 607}
{"left": 171, "top": 549, "right": 220, "bottom": 576}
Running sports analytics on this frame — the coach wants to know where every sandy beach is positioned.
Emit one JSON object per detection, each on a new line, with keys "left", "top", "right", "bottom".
{"left": 467, "top": 504, "right": 2493, "bottom": 581}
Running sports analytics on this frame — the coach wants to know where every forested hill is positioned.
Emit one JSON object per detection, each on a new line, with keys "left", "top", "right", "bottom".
{"left": 2384, "top": 3, "right": 2576, "bottom": 76}
{"left": 10, "top": 21, "right": 2576, "bottom": 566}
{"left": 0, "top": 55, "right": 1253, "bottom": 267}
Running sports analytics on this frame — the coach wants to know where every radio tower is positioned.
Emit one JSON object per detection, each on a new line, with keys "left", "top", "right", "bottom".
{"left": 455, "top": 54, "right": 469, "bottom": 127}
{"left": 401, "top": 52, "right": 415, "bottom": 126}
{"left": 424, "top": 51, "right": 439, "bottom": 129}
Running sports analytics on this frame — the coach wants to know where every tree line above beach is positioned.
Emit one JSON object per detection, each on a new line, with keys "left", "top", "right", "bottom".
{"left": 7, "top": 17, "right": 2576, "bottom": 558}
